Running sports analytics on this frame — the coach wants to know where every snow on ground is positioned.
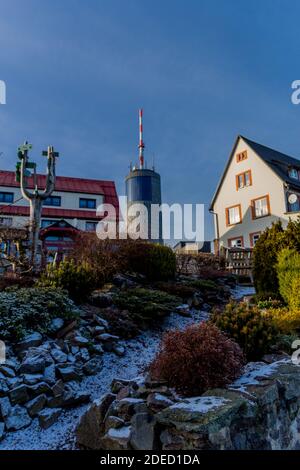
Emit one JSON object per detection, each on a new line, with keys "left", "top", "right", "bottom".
{"left": 0, "top": 284, "right": 253, "bottom": 450}
{"left": 169, "top": 396, "right": 229, "bottom": 414}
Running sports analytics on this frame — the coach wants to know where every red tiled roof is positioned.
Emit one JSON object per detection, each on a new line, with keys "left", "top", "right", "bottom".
{"left": 0, "top": 205, "right": 107, "bottom": 220}
{"left": 0, "top": 170, "right": 119, "bottom": 213}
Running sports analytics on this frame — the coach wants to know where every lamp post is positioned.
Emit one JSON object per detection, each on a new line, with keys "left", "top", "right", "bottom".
{"left": 17, "top": 142, "right": 59, "bottom": 271}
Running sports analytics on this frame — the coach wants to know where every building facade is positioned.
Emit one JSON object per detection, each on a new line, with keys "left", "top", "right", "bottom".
{"left": 210, "top": 136, "right": 300, "bottom": 251}
{"left": 0, "top": 170, "right": 119, "bottom": 258}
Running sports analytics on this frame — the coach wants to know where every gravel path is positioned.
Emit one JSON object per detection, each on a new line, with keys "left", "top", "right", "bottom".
{"left": 0, "top": 285, "right": 255, "bottom": 450}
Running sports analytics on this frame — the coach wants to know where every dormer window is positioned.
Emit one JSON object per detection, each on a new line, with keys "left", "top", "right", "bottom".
{"left": 289, "top": 168, "right": 299, "bottom": 180}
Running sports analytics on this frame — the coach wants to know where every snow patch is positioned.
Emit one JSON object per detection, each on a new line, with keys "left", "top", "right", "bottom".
{"left": 170, "top": 396, "right": 229, "bottom": 414}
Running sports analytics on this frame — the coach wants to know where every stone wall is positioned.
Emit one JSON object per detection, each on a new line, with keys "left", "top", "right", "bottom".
{"left": 76, "top": 358, "right": 300, "bottom": 450}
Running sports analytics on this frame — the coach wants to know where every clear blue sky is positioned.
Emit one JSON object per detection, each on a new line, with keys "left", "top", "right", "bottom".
{"left": 0, "top": 0, "right": 300, "bottom": 240}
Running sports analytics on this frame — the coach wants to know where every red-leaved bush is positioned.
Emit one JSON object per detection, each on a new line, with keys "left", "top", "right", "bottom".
{"left": 149, "top": 322, "right": 244, "bottom": 396}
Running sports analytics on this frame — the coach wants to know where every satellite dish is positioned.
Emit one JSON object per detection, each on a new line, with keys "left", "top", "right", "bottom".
{"left": 288, "top": 193, "right": 298, "bottom": 204}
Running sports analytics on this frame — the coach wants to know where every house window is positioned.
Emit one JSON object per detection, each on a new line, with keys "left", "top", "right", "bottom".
{"left": 251, "top": 195, "right": 270, "bottom": 219}
{"left": 236, "top": 150, "right": 247, "bottom": 163}
{"left": 0, "top": 217, "right": 12, "bottom": 227}
{"left": 228, "top": 236, "right": 244, "bottom": 248}
{"left": 44, "top": 196, "right": 61, "bottom": 207}
{"left": 79, "top": 198, "right": 96, "bottom": 209}
{"left": 250, "top": 232, "right": 261, "bottom": 247}
{"left": 41, "top": 219, "right": 57, "bottom": 228}
{"left": 236, "top": 170, "right": 252, "bottom": 189}
{"left": 0, "top": 192, "right": 14, "bottom": 203}
{"left": 226, "top": 204, "right": 242, "bottom": 225}
{"left": 289, "top": 168, "right": 299, "bottom": 180}
{"left": 85, "top": 221, "right": 98, "bottom": 231}
{"left": 287, "top": 193, "right": 300, "bottom": 212}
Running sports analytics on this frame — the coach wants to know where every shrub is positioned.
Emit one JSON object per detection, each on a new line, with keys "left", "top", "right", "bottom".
{"left": 150, "top": 322, "right": 244, "bottom": 396}
{"left": 277, "top": 248, "right": 300, "bottom": 312}
{"left": 113, "top": 288, "right": 180, "bottom": 324}
{"left": 212, "top": 302, "right": 279, "bottom": 360}
{"left": 38, "top": 259, "right": 97, "bottom": 303}
{"left": 0, "top": 287, "right": 79, "bottom": 341}
{"left": 253, "top": 218, "right": 300, "bottom": 296}
{"left": 154, "top": 281, "right": 197, "bottom": 299}
{"left": 120, "top": 242, "right": 176, "bottom": 281}
{"left": 187, "top": 279, "right": 218, "bottom": 290}
{"left": 265, "top": 307, "right": 300, "bottom": 334}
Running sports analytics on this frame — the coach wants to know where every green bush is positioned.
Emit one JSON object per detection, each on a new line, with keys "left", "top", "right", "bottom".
{"left": 211, "top": 302, "right": 279, "bottom": 360}
{"left": 0, "top": 287, "right": 79, "bottom": 341}
{"left": 253, "top": 218, "right": 300, "bottom": 296}
{"left": 113, "top": 288, "right": 180, "bottom": 324}
{"left": 187, "top": 279, "right": 218, "bottom": 290}
{"left": 121, "top": 242, "right": 176, "bottom": 281}
{"left": 38, "top": 259, "right": 97, "bottom": 303}
{"left": 277, "top": 248, "right": 300, "bottom": 312}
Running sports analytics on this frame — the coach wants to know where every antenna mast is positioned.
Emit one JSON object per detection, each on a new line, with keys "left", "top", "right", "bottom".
{"left": 138, "top": 108, "right": 145, "bottom": 169}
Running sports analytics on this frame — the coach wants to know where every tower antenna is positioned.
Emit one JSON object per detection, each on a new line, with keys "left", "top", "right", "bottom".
{"left": 138, "top": 108, "right": 145, "bottom": 169}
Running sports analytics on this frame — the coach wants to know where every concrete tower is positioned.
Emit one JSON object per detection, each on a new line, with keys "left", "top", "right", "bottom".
{"left": 125, "top": 109, "right": 163, "bottom": 243}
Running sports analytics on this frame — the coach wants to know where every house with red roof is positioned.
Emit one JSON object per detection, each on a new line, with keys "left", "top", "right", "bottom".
{"left": 0, "top": 170, "right": 119, "bottom": 258}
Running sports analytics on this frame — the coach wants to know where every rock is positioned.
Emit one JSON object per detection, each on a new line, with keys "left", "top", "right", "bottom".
{"left": 51, "top": 348, "right": 68, "bottom": 364}
{"left": 9, "top": 385, "right": 30, "bottom": 405}
{"left": 56, "top": 365, "right": 81, "bottom": 382}
{"left": 16, "top": 332, "right": 43, "bottom": 353}
{"left": 71, "top": 346, "right": 79, "bottom": 355}
{"left": 93, "top": 315, "right": 109, "bottom": 329}
{"left": 105, "top": 416, "right": 125, "bottom": 431}
{"left": 0, "top": 422, "right": 4, "bottom": 440}
{"left": 89, "top": 291, "right": 113, "bottom": 308}
{"left": 0, "top": 366, "right": 16, "bottom": 378}
{"left": 78, "top": 348, "right": 90, "bottom": 363}
{"left": 96, "top": 334, "right": 119, "bottom": 352}
{"left": 83, "top": 357, "right": 103, "bottom": 376}
{"left": 19, "top": 355, "right": 46, "bottom": 375}
{"left": 56, "top": 320, "right": 78, "bottom": 339}
{"left": 62, "top": 384, "right": 91, "bottom": 407}
{"left": 6, "top": 405, "right": 31, "bottom": 431}
{"left": 48, "top": 318, "right": 65, "bottom": 335}
{"left": 131, "top": 413, "right": 156, "bottom": 450}
{"left": 76, "top": 393, "right": 116, "bottom": 449}
{"left": 0, "top": 378, "right": 9, "bottom": 397}
{"left": 52, "top": 380, "right": 65, "bottom": 397}
{"left": 175, "top": 304, "right": 190, "bottom": 316}
{"left": 115, "top": 398, "right": 145, "bottom": 421}
{"left": 38, "top": 408, "right": 62, "bottom": 429}
{"left": 43, "top": 364, "right": 57, "bottom": 385}
{"left": 0, "top": 397, "right": 11, "bottom": 419}
{"left": 47, "top": 396, "right": 64, "bottom": 408}
{"left": 101, "top": 426, "right": 132, "bottom": 450}
{"left": 28, "top": 382, "right": 52, "bottom": 398}
{"left": 23, "top": 374, "right": 44, "bottom": 386}
{"left": 93, "top": 326, "right": 106, "bottom": 336}
{"left": 6, "top": 377, "right": 23, "bottom": 390}
{"left": 71, "top": 335, "right": 89, "bottom": 348}
{"left": 147, "top": 393, "right": 175, "bottom": 412}
{"left": 113, "top": 345, "right": 125, "bottom": 357}
{"left": 25, "top": 394, "right": 47, "bottom": 417}
{"left": 91, "top": 344, "right": 104, "bottom": 356}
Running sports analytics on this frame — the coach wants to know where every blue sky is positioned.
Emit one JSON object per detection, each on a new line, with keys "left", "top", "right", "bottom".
{"left": 0, "top": 0, "right": 300, "bottom": 240}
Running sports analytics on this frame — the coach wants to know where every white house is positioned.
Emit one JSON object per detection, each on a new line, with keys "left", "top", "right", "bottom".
{"left": 210, "top": 135, "right": 300, "bottom": 251}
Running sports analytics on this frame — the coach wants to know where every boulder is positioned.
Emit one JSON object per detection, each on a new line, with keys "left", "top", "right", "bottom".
{"left": 76, "top": 393, "right": 115, "bottom": 449}
{"left": 147, "top": 393, "right": 175, "bottom": 412}
{"left": 56, "top": 365, "right": 81, "bottom": 382}
{"left": 0, "top": 422, "right": 4, "bottom": 441}
{"left": 0, "top": 366, "right": 16, "bottom": 378}
{"left": 23, "top": 374, "right": 44, "bottom": 386}
{"left": 93, "top": 315, "right": 109, "bottom": 329}
{"left": 38, "top": 408, "right": 62, "bottom": 429}
{"left": 52, "top": 380, "right": 65, "bottom": 397}
{"left": 83, "top": 357, "right": 103, "bottom": 376}
{"left": 5, "top": 405, "right": 31, "bottom": 431}
{"left": 25, "top": 394, "right": 47, "bottom": 417}
{"left": 28, "top": 382, "right": 52, "bottom": 398}
{"left": 51, "top": 348, "right": 68, "bottom": 364}
{"left": 0, "top": 378, "right": 9, "bottom": 397}
{"left": 62, "top": 381, "right": 90, "bottom": 407}
{"left": 19, "top": 356, "right": 46, "bottom": 375}
{"left": 71, "top": 335, "right": 89, "bottom": 348}
{"left": 130, "top": 413, "right": 156, "bottom": 450}
{"left": 105, "top": 416, "right": 125, "bottom": 431}
{"left": 100, "top": 426, "right": 132, "bottom": 450}
{"left": 89, "top": 291, "right": 113, "bottom": 308}
{"left": 9, "top": 385, "right": 30, "bottom": 405}
{"left": 115, "top": 398, "right": 146, "bottom": 421}
{"left": 48, "top": 318, "right": 65, "bottom": 335}
{"left": 0, "top": 397, "right": 11, "bottom": 420}
{"left": 43, "top": 364, "right": 57, "bottom": 385}
{"left": 16, "top": 332, "right": 43, "bottom": 353}
{"left": 113, "top": 345, "right": 125, "bottom": 357}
